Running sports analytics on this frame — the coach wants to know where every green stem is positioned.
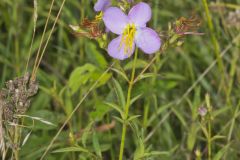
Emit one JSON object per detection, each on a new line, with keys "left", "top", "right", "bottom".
{"left": 205, "top": 94, "right": 212, "bottom": 160}
{"left": 143, "top": 101, "right": 150, "bottom": 128}
{"left": 208, "top": 119, "right": 211, "bottom": 160}
{"left": 13, "top": 125, "right": 19, "bottom": 160}
{"left": 119, "top": 48, "right": 138, "bottom": 160}
{"left": 201, "top": 0, "right": 226, "bottom": 91}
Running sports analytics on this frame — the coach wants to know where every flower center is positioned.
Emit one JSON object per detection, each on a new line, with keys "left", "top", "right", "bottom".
{"left": 120, "top": 24, "right": 136, "bottom": 54}
{"left": 95, "top": 11, "right": 103, "bottom": 21}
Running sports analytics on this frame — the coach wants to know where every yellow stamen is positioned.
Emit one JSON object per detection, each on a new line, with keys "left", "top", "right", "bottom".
{"left": 95, "top": 11, "right": 103, "bottom": 21}
{"left": 119, "top": 24, "right": 136, "bottom": 54}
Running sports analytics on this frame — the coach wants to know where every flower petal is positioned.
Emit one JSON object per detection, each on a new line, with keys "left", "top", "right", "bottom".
{"left": 135, "top": 27, "right": 161, "bottom": 54}
{"left": 128, "top": 2, "right": 151, "bottom": 27}
{"left": 94, "top": 0, "right": 111, "bottom": 12}
{"left": 103, "top": 7, "right": 129, "bottom": 34}
{"left": 108, "top": 36, "right": 135, "bottom": 60}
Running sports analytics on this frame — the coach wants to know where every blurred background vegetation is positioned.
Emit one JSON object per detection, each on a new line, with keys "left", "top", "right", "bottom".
{"left": 0, "top": 0, "right": 240, "bottom": 159}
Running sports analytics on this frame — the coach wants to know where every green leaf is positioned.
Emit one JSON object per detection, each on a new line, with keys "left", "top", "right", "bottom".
{"left": 213, "top": 144, "right": 230, "bottom": 160}
{"left": 211, "top": 135, "right": 226, "bottom": 141}
{"left": 130, "top": 94, "right": 142, "bottom": 106}
{"left": 111, "top": 68, "right": 129, "bottom": 82}
{"left": 172, "top": 108, "right": 187, "bottom": 128}
{"left": 104, "top": 102, "right": 124, "bottom": 118}
{"left": 91, "top": 71, "right": 112, "bottom": 88}
{"left": 92, "top": 131, "right": 102, "bottom": 158}
{"left": 124, "top": 59, "right": 148, "bottom": 70}
{"left": 68, "top": 63, "right": 96, "bottom": 94}
{"left": 213, "top": 106, "right": 230, "bottom": 118}
{"left": 112, "top": 78, "right": 126, "bottom": 109}
{"left": 142, "top": 151, "right": 170, "bottom": 157}
{"left": 22, "top": 131, "right": 32, "bottom": 147}
{"left": 64, "top": 89, "right": 73, "bottom": 116}
{"left": 85, "top": 42, "right": 107, "bottom": 68}
{"left": 187, "top": 124, "right": 198, "bottom": 150}
{"left": 200, "top": 123, "right": 208, "bottom": 138}
{"left": 26, "top": 110, "right": 57, "bottom": 130}
{"left": 162, "top": 72, "right": 186, "bottom": 81}
{"left": 82, "top": 122, "right": 94, "bottom": 147}
{"left": 134, "top": 138, "right": 145, "bottom": 160}
{"left": 90, "top": 101, "right": 111, "bottom": 121}
{"left": 128, "top": 115, "right": 142, "bottom": 122}
{"left": 113, "top": 116, "right": 124, "bottom": 124}
{"left": 52, "top": 146, "right": 89, "bottom": 153}
{"left": 157, "top": 80, "right": 178, "bottom": 91}
{"left": 148, "top": 103, "right": 172, "bottom": 125}
{"left": 137, "top": 73, "right": 160, "bottom": 81}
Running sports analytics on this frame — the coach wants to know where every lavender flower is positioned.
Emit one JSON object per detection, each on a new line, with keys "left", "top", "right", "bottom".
{"left": 94, "top": 0, "right": 133, "bottom": 12}
{"left": 94, "top": 0, "right": 111, "bottom": 12}
{"left": 94, "top": 0, "right": 111, "bottom": 32}
{"left": 103, "top": 2, "right": 161, "bottom": 60}
{"left": 198, "top": 106, "right": 207, "bottom": 117}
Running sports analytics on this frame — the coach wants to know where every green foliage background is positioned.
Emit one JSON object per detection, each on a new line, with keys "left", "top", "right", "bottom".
{"left": 0, "top": 0, "right": 240, "bottom": 159}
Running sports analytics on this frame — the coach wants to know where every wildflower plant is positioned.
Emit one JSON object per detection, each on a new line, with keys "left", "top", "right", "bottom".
{"left": 5, "top": 0, "right": 240, "bottom": 160}
{"left": 103, "top": 2, "right": 161, "bottom": 60}
{"left": 68, "top": 1, "right": 203, "bottom": 160}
